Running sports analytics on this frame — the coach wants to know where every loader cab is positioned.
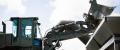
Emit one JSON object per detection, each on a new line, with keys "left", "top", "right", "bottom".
{"left": 10, "top": 17, "right": 42, "bottom": 48}
{"left": 11, "top": 17, "right": 38, "bottom": 38}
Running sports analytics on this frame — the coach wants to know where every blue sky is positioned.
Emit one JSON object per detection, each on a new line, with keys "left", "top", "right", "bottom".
{"left": 0, "top": 0, "right": 120, "bottom": 50}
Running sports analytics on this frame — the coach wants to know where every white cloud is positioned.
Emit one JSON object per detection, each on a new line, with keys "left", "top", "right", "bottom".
{"left": 0, "top": 0, "right": 27, "bottom": 32}
{"left": 49, "top": 0, "right": 90, "bottom": 26}
{"left": 0, "top": 0, "right": 26, "bottom": 15}
{"left": 0, "top": 0, "right": 7, "bottom": 6}
{"left": 97, "top": 0, "right": 120, "bottom": 7}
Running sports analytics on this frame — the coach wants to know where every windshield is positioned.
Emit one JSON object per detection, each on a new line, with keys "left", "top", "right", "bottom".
{"left": 21, "top": 19, "right": 33, "bottom": 38}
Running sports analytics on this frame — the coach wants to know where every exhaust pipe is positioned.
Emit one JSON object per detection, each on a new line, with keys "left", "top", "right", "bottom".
{"left": 2, "top": 21, "right": 6, "bottom": 33}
